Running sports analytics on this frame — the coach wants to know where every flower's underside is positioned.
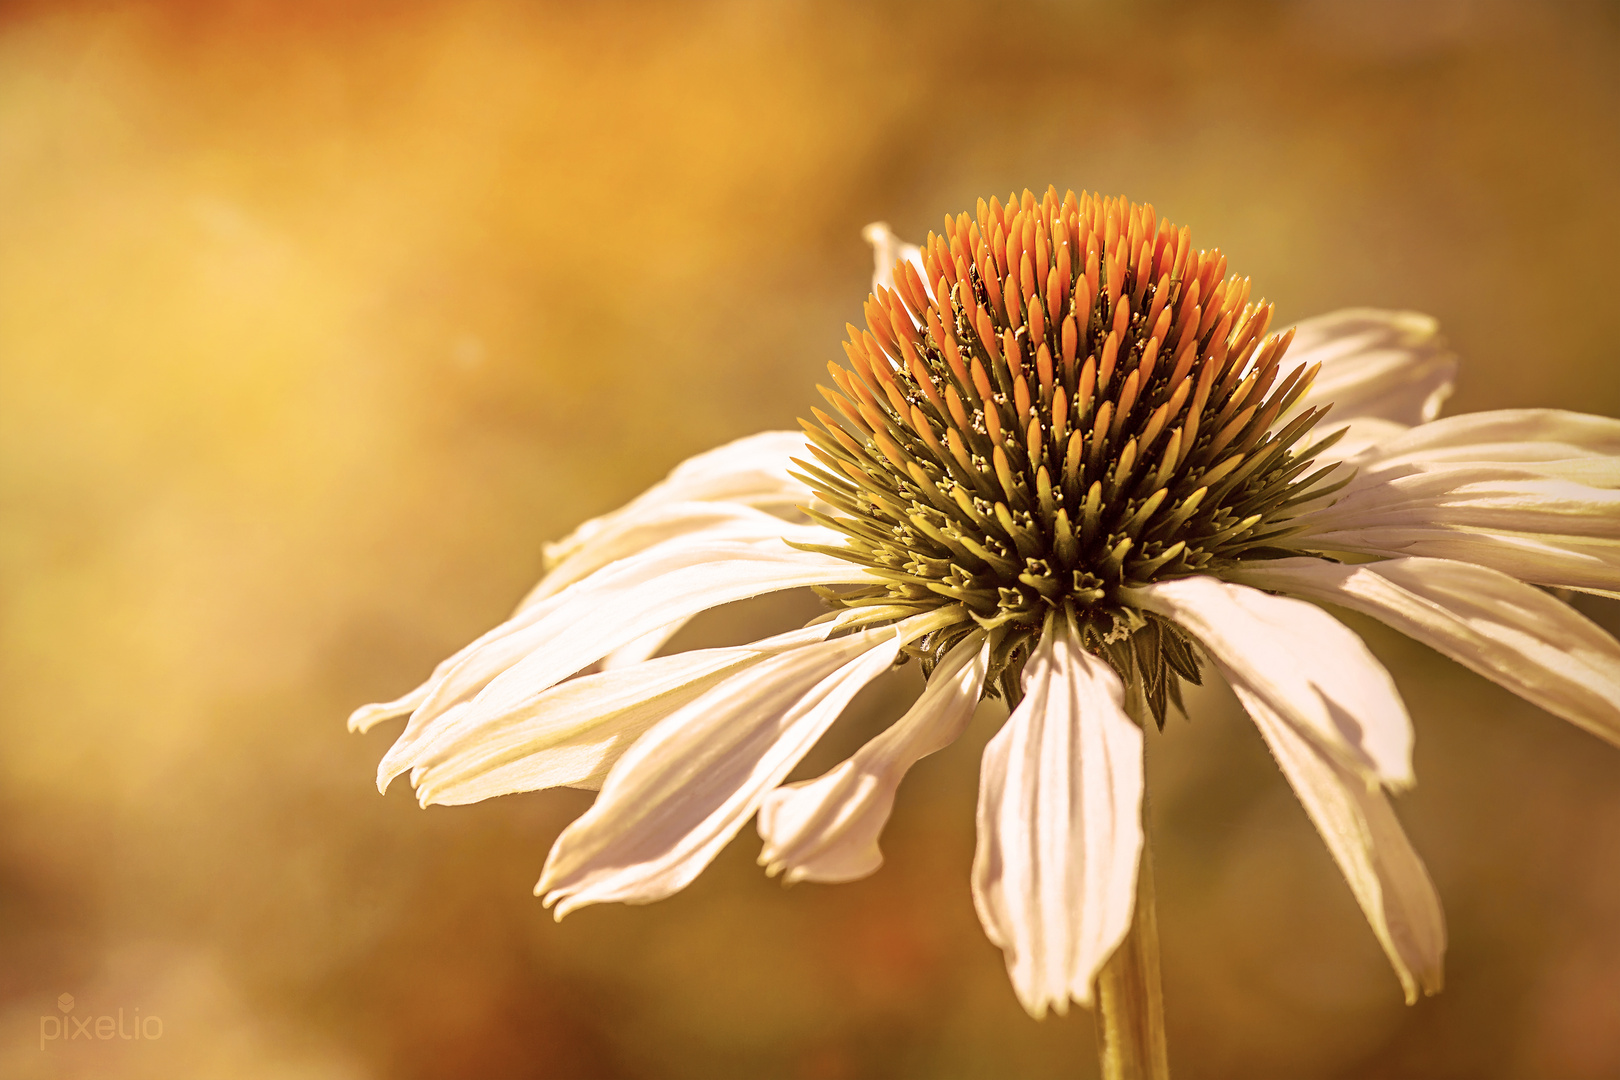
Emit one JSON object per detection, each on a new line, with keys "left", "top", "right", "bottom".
{"left": 801, "top": 189, "right": 1343, "bottom": 714}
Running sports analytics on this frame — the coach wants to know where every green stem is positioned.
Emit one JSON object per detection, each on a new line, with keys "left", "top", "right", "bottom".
{"left": 1094, "top": 818, "right": 1169, "bottom": 1080}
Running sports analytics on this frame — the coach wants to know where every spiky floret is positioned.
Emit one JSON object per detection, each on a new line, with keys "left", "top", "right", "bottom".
{"left": 796, "top": 188, "right": 1348, "bottom": 717}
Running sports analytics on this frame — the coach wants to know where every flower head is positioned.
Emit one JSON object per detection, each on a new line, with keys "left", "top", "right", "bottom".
{"left": 353, "top": 188, "right": 1620, "bottom": 1020}
{"left": 817, "top": 193, "right": 1348, "bottom": 721}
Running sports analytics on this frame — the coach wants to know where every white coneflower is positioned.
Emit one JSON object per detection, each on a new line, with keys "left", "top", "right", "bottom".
{"left": 353, "top": 188, "right": 1620, "bottom": 1071}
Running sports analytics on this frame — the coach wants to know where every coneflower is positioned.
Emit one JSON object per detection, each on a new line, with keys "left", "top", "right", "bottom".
{"left": 354, "top": 188, "right": 1620, "bottom": 1079}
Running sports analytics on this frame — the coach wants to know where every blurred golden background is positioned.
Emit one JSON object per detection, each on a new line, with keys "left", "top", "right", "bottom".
{"left": 3, "top": 1, "right": 1619, "bottom": 1077}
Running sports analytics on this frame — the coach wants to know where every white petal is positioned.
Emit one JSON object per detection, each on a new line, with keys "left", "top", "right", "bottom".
{"left": 348, "top": 434, "right": 815, "bottom": 735}
{"left": 1353, "top": 409, "right": 1620, "bottom": 472}
{"left": 1246, "top": 691, "right": 1446, "bottom": 1004}
{"left": 660, "top": 430, "right": 814, "bottom": 498}
{"left": 407, "top": 626, "right": 835, "bottom": 804}
{"left": 1311, "top": 417, "right": 1414, "bottom": 465}
{"left": 862, "top": 221, "right": 926, "bottom": 296}
{"left": 520, "top": 505, "right": 821, "bottom": 670}
{"left": 591, "top": 622, "right": 685, "bottom": 671}
{"left": 1128, "top": 576, "right": 1413, "bottom": 786}
{"left": 528, "top": 434, "right": 814, "bottom": 601}
{"left": 1288, "top": 309, "right": 1457, "bottom": 427}
{"left": 1308, "top": 466, "right": 1620, "bottom": 536}
{"left": 1229, "top": 557, "right": 1620, "bottom": 747}
{"left": 1295, "top": 456, "right": 1620, "bottom": 597}
{"left": 1309, "top": 528, "right": 1620, "bottom": 600}
{"left": 970, "top": 613, "right": 1144, "bottom": 1018}
{"left": 537, "top": 620, "right": 919, "bottom": 916}
{"left": 1316, "top": 408, "right": 1620, "bottom": 497}
{"left": 1368, "top": 453, "right": 1620, "bottom": 487}
{"left": 522, "top": 502, "right": 818, "bottom": 609}
{"left": 349, "top": 682, "right": 433, "bottom": 734}
{"left": 374, "top": 534, "right": 871, "bottom": 789}
{"left": 464, "top": 534, "right": 863, "bottom": 713}
{"left": 757, "top": 632, "right": 990, "bottom": 884}
{"left": 536, "top": 430, "right": 813, "bottom": 578}
{"left": 348, "top": 597, "right": 555, "bottom": 735}
{"left": 413, "top": 652, "right": 757, "bottom": 802}
{"left": 352, "top": 433, "right": 829, "bottom": 763}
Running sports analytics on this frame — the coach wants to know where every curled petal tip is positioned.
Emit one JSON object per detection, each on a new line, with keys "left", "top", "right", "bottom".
{"left": 348, "top": 702, "right": 396, "bottom": 733}
{"left": 536, "top": 886, "right": 570, "bottom": 922}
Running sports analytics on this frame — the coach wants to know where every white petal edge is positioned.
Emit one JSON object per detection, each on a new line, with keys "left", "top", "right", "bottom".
{"left": 1227, "top": 557, "right": 1620, "bottom": 748}
{"left": 535, "top": 430, "right": 814, "bottom": 579}
{"left": 862, "top": 222, "right": 925, "bottom": 297}
{"left": 1310, "top": 417, "right": 1413, "bottom": 465}
{"left": 407, "top": 626, "right": 836, "bottom": 804}
{"left": 1127, "top": 575, "right": 1414, "bottom": 787}
{"left": 590, "top": 621, "right": 686, "bottom": 672}
{"left": 1303, "top": 525, "right": 1620, "bottom": 599}
{"left": 354, "top": 508, "right": 842, "bottom": 735}
{"left": 1246, "top": 690, "right": 1446, "bottom": 1004}
{"left": 1301, "top": 466, "right": 1620, "bottom": 537}
{"left": 457, "top": 533, "right": 866, "bottom": 721}
{"left": 756, "top": 631, "right": 990, "bottom": 884}
{"left": 1347, "top": 409, "right": 1620, "bottom": 477}
{"left": 537, "top": 612, "right": 955, "bottom": 917}
{"left": 523, "top": 502, "right": 821, "bottom": 609}
{"left": 373, "top": 533, "right": 872, "bottom": 790}
{"left": 521, "top": 502, "right": 824, "bottom": 676}
{"left": 348, "top": 449, "right": 816, "bottom": 736}
{"left": 971, "top": 611, "right": 1144, "bottom": 1018}
{"left": 1287, "top": 309, "right": 1457, "bottom": 428}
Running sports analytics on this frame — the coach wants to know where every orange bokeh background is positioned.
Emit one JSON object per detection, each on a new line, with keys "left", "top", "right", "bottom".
{"left": 3, "top": 2, "right": 1618, "bottom": 1077}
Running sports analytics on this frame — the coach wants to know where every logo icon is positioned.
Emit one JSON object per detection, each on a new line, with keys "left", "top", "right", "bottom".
{"left": 57, "top": 995, "right": 73, "bottom": 1014}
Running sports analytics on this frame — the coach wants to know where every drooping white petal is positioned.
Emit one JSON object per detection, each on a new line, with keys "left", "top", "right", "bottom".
{"left": 862, "top": 221, "right": 926, "bottom": 296}
{"left": 1228, "top": 557, "right": 1620, "bottom": 747}
{"left": 756, "top": 632, "right": 990, "bottom": 884}
{"left": 1306, "top": 466, "right": 1620, "bottom": 536}
{"left": 537, "top": 619, "right": 925, "bottom": 916}
{"left": 535, "top": 430, "right": 814, "bottom": 579}
{"left": 348, "top": 434, "right": 817, "bottom": 734}
{"left": 1290, "top": 408, "right": 1620, "bottom": 595}
{"left": 971, "top": 613, "right": 1144, "bottom": 1018}
{"left": 350, "top": 682, "right": 434, "bottom": 734}
{"left": 406, "top": 626, "right": 836, "bottom": 804}
{"left": 349, "top": 589, "right": 561, "bottom": 735}
{"left": 1295, "top": 463, "right": 1620, "bottom": 597}
{"left": 1128, "top": 575, "right": 1413, "bottom": 787}
{"left": 521, "top": 504, "right": 826, "bottom": 674}
{"left": 374, "top": 533, "right": 872, "bottom": 788}
{"left": 1312, "top": 529, "right": 1619, "bottom": 600}
{"left": 1369, "top": 454, "right": 1620, "bottom": 487}
{"left": 1246, "top": 691, "right": 1446, "bottom": 1005}
{"left": 1287, "top": 309, "right": 1457, "bottom": 428}
{"left": 459, "top": 533, "right": 865, "bottom": 716}
{"left": 412, "top": 651, "right": 755, "bottom": 803}
{"left": 523, "top": 502, "right": 820, "bottom": 608}
{"left": 518, "top": 433, "right": 825, "bottom": 667}
{"left": 1310, "top": 417, "right": 1414, "bottom": 465}
{"left": 589, "top": 621, "right": 686, "bottom": 673}
{"left": 1349, "top": 409, "right": 1620, "bottom": 479}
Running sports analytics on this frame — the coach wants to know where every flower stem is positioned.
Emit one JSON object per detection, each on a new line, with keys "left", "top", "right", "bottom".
{"left": 1094, "top": 824, "right": 1169, "bottom": 1080}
